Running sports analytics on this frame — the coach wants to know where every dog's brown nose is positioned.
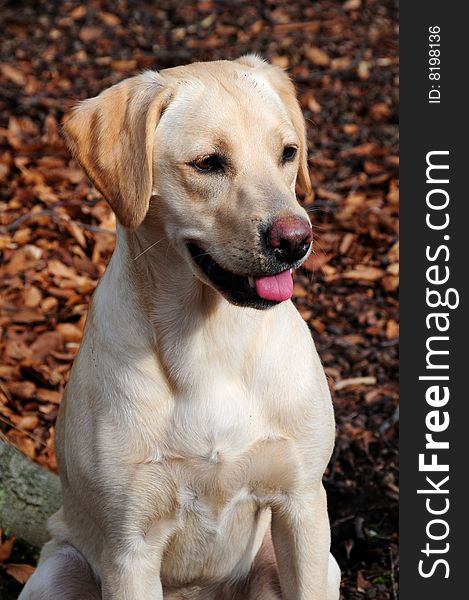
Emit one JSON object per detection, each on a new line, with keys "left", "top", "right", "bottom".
{"left": 266, "top": 216, "right": 312, "bottom": 264}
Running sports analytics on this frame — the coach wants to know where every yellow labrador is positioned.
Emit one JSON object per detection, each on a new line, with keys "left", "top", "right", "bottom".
{"left": 20, "top": 55, "right": 340, "bottom": 600}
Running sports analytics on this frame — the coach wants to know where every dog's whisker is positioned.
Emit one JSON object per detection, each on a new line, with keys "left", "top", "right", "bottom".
{"left": 164, "top": 240, "right": 173, "bottom": 261}
{"left": 133, "top": 239, "right": 164, "bottom": 260}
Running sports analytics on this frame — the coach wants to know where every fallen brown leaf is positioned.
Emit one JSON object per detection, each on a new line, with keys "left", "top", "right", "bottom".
{"left": 4, "top": 563, "right": 36, "bottom": 584}
{"left": 334, "top": 376, "right": 377, "bottom": 391}
{"left": 0, "top": 533, "right": 15, "bottom": 563}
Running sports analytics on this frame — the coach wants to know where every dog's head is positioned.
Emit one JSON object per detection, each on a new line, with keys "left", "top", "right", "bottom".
{"left": 64, "top": 55, "right": 313, "bottom": 309}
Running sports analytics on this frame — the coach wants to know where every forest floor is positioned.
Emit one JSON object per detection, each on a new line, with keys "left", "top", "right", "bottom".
{"left": 0, "top": 1, "right": 398, "bottom": 598}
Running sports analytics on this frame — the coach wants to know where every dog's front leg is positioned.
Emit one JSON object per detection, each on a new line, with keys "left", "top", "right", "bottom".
{"left": 101, "top": 517, "right": 176, "bottom": 600}
{"left": 101, "top": 544, "right": 163, "bottom": 600}
{"left": 271, "top": 484, "right": 338, "bottom": 600}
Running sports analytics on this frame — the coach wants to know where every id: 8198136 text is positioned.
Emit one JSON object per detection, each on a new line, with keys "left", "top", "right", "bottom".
{"left": 428, "top": 25, "right": 441, "bottom": 104}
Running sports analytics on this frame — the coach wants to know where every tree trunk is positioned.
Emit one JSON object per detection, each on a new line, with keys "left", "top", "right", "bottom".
{"left": 0, "top": 439, "right": 61, "bottom": 549}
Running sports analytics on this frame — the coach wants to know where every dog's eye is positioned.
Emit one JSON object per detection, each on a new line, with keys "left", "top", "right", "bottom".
{"left": 282, "top": 145, "right": 298, "bottom": 163}
{"left": 192, "top": 154, "right": 225, "bottom": 173}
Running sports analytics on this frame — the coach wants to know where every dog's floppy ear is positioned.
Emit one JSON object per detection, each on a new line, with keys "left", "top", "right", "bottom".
{"left": 237, "top": 55, "right": 312, "bottom": 199}
{"left": 63, "top": 72, "right": 171, "bottom": 229}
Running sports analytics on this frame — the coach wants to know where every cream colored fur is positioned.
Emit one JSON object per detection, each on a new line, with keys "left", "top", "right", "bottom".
{"left": 20, "top": 56, "right": 340, "bottom": 600}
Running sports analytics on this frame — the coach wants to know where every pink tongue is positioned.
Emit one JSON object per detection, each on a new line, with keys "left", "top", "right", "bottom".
{"left": 255, "top": 270, "right": 293, "bottom": 302}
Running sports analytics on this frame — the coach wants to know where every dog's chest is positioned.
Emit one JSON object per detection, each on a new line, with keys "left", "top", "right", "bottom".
{"left": 142, "top": 374, "right": 304, "bottom": 503}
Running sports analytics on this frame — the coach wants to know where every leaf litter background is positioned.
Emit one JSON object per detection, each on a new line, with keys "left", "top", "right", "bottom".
{"left": 0, "top": 0, "right": 398, "bottom": 597}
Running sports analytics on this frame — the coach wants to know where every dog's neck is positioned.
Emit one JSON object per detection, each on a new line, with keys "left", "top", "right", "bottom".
{"left": 93, "top": 223, "right": 280, "bottom": 390}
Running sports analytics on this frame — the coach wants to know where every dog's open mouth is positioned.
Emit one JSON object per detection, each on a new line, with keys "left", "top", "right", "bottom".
{"left": 187, "top": 243, "right": 293, "bottom": 309}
